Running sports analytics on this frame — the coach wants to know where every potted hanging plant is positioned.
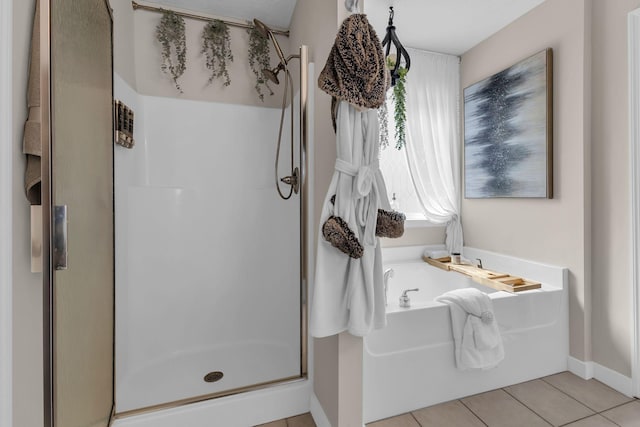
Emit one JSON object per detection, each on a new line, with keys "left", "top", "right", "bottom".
{"left": 386, "top": 55, "right": 408, "bottom": 150}
{"left": 201, "top": 19, "right": 233, "bottom": 86}
{"left": 156, "top": 10, "right": 187, "bottom": 93}
{"left": 247, "top": 24, "right": 274, "bottom": 101}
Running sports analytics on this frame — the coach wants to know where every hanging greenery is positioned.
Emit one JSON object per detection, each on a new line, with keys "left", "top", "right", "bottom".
{"left": 392, "top": 66, "right": 408, "bottom": 150}
{"left": 378, "top": 99, "right": 390, "bottom": 150}
{"left": 201, "top": 20, "right": 233, "bottom": 86}
{"left": 247, "top": 25, "right": 274, "bottom": 101}
{"left": 385, "top": 53, "right": 409, "bottom": 150}
{"left": 156, "top": 10, "right": 187, "bottom": 93}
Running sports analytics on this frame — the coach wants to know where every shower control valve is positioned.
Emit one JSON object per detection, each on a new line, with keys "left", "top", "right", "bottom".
{"left": 280, "top": 167, "right": 300, "bottom": 194}
{"left": 399, "top": 288, "right": 419, "bottom": 308}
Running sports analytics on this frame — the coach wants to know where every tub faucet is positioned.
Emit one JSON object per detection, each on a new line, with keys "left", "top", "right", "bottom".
{"left": 383, "top": 268, "right": 394, "bottom": 306}
{"left": 399, "top": 288, "right": 419, "bottom": 308}
{"left": 476, "top": 258, "right": 483, "bottom": 269}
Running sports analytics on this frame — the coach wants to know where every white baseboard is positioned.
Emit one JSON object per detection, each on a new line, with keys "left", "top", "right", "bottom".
{"left": 567, "top": 356, "right": 594, "bottom": 379}
{"left": 567, "top": 357, "right": 634, "bottom": 397}
{"left": 310, "top": 393, "right": 331, "bottom": 427}
{"left": 593, "top": 362, "right": 634, "bottom": 397}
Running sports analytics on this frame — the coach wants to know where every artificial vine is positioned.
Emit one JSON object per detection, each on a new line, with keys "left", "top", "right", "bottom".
{"left": 247, "top": 25, "right": 274, "bottom": 101}
{"left": 201, "top": 20, "right": 233, "bottom": 86}
{"left": 378, "top": 99, "right": 390, "bottom": 150}
{"left": 156, "top": 10, "right": 187, "bottom": 93}
{"left": 392, "top": 66, "right": 408, "bottom": 150}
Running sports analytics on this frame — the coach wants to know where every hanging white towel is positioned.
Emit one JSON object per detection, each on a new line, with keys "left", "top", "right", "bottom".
{"left": 435, "top": 288, "right": 504, "bottom": 370}
{"left": 310, "top": 101, "right": 390, "bottom": 337}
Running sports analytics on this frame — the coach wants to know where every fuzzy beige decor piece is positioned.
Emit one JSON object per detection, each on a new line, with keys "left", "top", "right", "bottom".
{"left": 375, "top": 209, "right": 405, "bottom": 238}
{"left": 318, "top": 14, "right": 389, "bottom": 130}
{"left": 322, "top": 215, "right": 364, "bottom": 259}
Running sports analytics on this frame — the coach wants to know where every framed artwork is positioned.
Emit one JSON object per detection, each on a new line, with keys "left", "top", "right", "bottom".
{"left": 464, "top": 48, "right": 553, "bottom": 198}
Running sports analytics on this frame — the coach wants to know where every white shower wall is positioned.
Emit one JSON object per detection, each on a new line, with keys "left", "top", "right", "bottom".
{"left": 114, "top": 74, "right": 301, "bottom": 413}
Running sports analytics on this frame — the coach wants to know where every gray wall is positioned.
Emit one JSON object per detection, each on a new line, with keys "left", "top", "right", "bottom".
{"left": 462, "top": 0, "right": 640, "bottom": 378}
{"left": 11, "top": 0, "right": 43, "bottom": 426}
{"left": 461, "top": 0, "right": 593, "bottom": 364}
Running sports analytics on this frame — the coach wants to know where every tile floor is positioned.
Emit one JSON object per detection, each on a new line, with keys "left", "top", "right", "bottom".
{"left": 368, "top": 372, "right": 638, "bottom": 427}
{"left": 256, "top": 413, "right": 316, "bottom": 427}
{"left": 257, "top": 372, "right": 639, "bottom": 427}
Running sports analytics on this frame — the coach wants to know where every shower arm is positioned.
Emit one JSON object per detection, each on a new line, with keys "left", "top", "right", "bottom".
{"left": 285, "top": 54, "right": 300, "bottom": 63}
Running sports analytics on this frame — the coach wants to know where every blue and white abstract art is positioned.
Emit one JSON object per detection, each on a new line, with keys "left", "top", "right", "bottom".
{"left": 464, "top": 49, "right": 553, "bottom": 198}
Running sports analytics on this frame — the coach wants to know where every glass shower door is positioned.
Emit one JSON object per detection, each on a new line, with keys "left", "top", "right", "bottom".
{"left": 45, "top": 0, "right": 114, "bottom": 426}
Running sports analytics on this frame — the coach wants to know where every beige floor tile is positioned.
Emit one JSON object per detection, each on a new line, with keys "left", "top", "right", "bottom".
{"left": 287, "top": 413, "right": 317, "bottom": 427}
{"left": 254, "top": 420, "right": 287, "bottom": 427}
{"left": 461, "top": 389, "right": 551, "bottom": 427}
{"left": 411, "top": 400, "right": 484, "bottom": 427}
{"left": 542, "top": 372, "right": 633, "bottom": 412}
{"left": 366, "top": 413, "right": 421, "bottom": 427}
{"left": 504, "top": 379, "right": 594, "bottom": 426}
{"left": 563, "top": 414, "right": 618, "bottom": 427}
{"left": 601, "top": 400, "right": 640, "bottom": 427}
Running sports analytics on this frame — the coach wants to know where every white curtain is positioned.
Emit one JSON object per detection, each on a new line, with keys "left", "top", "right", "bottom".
{"left": 404, "top": 48, "right": 463, "bottom": 253}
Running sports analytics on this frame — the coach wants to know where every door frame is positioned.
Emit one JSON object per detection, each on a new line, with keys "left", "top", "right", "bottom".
{"left": 0, "top": 0, "right": 14, "bottom": 425}
{"left": 630, "top": 7, "right": 640, "bottom": 399}
{"left": 40, "top": 0, "right": 53, "bottom": 424}
{"left": 41, "top": 1, "right": 115, "bottom": 425}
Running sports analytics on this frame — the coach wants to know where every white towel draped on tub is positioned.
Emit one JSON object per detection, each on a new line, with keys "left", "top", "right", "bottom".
{"left": 310, "top": 100, "right": 390, "bottom": 337}
{"left": 435, "top": 288, "right": 504, "bottom": 370}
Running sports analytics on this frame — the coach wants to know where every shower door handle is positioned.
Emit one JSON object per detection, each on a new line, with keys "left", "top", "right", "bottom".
{"left": 53, "top": 205, "right": 68, "bottom": 270}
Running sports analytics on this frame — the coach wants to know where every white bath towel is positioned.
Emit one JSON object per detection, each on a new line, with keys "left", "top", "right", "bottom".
{"left": 435, "top": 288, "right": 504, "bottom": 370}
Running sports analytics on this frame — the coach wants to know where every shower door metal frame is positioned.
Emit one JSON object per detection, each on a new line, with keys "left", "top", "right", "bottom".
{"left": 299, "top": 44, "right": 309, "bottom": 381}
{"left": 41, "top": 1, "right": 116, "bottom": 426}
{"left": 630, "top": 7, "right": 640, "bottom": 400}
{"left": 41, "top": 0, "right": 53, "bottom": 423}
{"left": 112, "top": 45, "right": 310, "bottom": 420}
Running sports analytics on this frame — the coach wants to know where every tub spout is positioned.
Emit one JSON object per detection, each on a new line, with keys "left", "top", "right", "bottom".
{"left": 399, "top": 288, "right": 419, "bottom": 308}
{"left": 384, "top": 268, "right": 394, "bottom": 306}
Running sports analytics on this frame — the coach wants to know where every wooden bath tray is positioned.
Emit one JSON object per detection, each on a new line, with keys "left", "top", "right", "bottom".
{"left": 422, "top": 256, "right": 541, "bottom": 293}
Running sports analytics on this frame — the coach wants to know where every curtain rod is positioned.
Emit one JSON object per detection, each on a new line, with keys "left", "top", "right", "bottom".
{"left": 131, "top": 1, "right": 290, "bottom": 37}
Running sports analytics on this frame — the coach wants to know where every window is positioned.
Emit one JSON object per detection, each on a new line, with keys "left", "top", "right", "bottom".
{"left": 379, "top": 98, "right": 428, "bottom": 222}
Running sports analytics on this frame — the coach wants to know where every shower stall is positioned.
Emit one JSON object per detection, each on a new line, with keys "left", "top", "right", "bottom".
{"left": 113, "top": 81, "right": 309, "bottom": 415}
{"left": 112, "top": 5, "right": 310, "bottom": 418}
{"left": 40, "top": 0, "right": 311, "bottom": 425}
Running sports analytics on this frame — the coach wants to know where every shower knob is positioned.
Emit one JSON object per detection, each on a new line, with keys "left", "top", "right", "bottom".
{"left": 280, "top": 167, "right": 300, "bottom": 194}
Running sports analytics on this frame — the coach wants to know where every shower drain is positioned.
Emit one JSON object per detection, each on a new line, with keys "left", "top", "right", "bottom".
{"left": 203, "top": 371, "right": 224, "bottom": 383}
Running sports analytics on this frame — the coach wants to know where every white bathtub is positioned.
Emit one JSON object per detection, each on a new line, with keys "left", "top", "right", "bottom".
{"left": 364, "top": 245, "right": 569, "bottom": 423}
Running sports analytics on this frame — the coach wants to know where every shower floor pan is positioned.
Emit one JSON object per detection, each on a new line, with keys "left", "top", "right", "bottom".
{"left": 116, "top": 341, "right": 299, "bottom": 415}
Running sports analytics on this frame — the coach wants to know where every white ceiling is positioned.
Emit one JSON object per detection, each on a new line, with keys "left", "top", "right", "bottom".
{"left": 364, "top": 0, "right": 546, "bottom": 56}
{"left": 139, "top": 0, "right": 545, "bottom": 55}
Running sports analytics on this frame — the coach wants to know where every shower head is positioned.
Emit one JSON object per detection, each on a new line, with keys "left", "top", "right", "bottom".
{"left": 262, "top": 68, "right": 280, "bottom": 85}
{"left": 263, "top": 66, "right": 282, "bottom": 85}
{"left": 252, "top": 18, "right": 287, "bottom": 65}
